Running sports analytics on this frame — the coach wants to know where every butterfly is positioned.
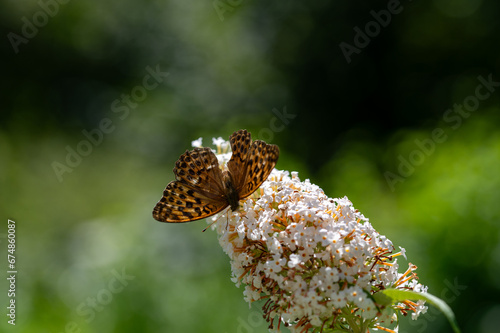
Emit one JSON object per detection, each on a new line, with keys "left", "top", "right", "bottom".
{"left": 152, "top": 129, "right": 280, "bottom": 223}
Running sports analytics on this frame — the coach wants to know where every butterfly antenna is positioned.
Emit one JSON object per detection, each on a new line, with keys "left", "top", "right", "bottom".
{"left": 202, "top": 214, "right": 222, "bottom": 232}
{"left": 202, "top": 220, "right": 216, "bottom": 232}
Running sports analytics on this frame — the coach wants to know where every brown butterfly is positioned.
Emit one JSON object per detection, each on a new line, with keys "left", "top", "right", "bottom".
{"left": 152, "top": 129, "right": 280, "bottom": 223}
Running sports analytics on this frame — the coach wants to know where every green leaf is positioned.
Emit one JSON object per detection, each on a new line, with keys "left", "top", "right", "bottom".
{"left": 373, "top": 289, "right": 461, "bottom": 333}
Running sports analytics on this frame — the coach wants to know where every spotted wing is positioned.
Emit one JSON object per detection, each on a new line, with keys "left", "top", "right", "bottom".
{"left": 153, "top": 147, "right": 229, "bottom": 223}
{"left": 227, "top": 129, "right": 280, "bottom": 200}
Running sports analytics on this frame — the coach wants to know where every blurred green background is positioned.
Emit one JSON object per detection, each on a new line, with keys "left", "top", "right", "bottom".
{"left": 1, "top": 1, "right": 499, "bottom": 332}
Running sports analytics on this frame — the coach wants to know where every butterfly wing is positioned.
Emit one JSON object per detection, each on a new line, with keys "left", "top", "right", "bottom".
{"left": 153, "top": 147, "right": 229, "bottom": 223}
{"left": 153, "top": 181, "right": 228, "bottom": 222}
{"left": 227, "top": 129, "right": 280, "bottom": 200}
{"left": 226, "top": 129, "right": 252, "bottom": 192}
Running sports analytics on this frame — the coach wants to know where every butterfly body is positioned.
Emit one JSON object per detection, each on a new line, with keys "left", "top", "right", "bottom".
{"left": 153, "top": 129, "right": 279, "bottom": 223}
{"left": 222, "top": 170, "right": 240, "bottom": 211}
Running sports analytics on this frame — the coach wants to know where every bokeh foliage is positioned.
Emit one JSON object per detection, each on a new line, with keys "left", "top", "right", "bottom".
{"left": 1, "top": 1, "right": 499, "bottom": 332}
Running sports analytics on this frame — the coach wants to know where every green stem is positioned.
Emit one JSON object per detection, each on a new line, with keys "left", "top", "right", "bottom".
{"left": 341, "top": 308, "right": 361, "bottom": 333}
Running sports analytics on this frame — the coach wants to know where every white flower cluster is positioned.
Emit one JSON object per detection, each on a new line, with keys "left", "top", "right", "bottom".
{"left": 202, "top": 138, "right": 428, "bottom": 332}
